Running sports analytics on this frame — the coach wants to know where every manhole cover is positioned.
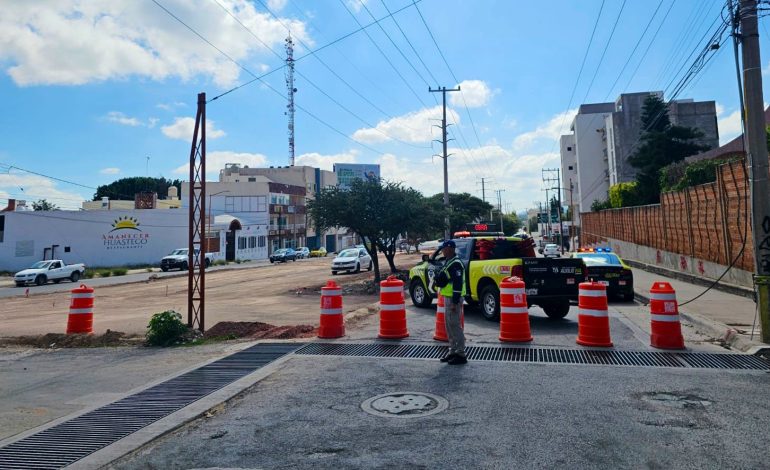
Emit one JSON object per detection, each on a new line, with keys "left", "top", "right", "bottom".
{"left": 361, "top": 392, "right": 449, "bottom": 418}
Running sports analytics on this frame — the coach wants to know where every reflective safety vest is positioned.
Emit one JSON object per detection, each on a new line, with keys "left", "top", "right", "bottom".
{"left": 439, "top": 256, "right": 466, "bottom": 298}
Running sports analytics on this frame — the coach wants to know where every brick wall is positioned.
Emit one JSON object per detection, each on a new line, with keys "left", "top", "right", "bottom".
{"left": 582, "top": 159, "right": 753, "bottom": 271}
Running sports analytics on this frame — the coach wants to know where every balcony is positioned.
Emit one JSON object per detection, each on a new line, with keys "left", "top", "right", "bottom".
{"left": 270, "top": 204, "right": 307, "bottom": 214}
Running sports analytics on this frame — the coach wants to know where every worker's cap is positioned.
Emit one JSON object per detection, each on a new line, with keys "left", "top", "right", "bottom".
{"left": 439, "top": 240, "right": 456, "bottom": 249}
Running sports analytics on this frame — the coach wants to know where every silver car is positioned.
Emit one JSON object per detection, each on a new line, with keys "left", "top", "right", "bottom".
{"left": 332, "top": 248, "right": 373, "bottom": 274}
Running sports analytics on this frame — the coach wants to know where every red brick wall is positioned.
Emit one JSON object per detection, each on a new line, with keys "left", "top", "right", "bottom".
{"left": 581, "top": 160, "right": 753, "bottom": 270}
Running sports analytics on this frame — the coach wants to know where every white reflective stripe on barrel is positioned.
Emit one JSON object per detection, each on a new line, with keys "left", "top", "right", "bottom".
{"left": 71, "top": 293, "right": 94, "bottom": 299}
{"left": 321, "top": 289, "right": 342, "bottom": 296}
{"left": 436, "top": 307, "right": 445, "bottom": 313}
{"left": 651, "top": 314, "right": 681, "bottom": 322}
{"left": 380, "top": 286, "right": 403, "bottom": 293}
{"left": 500, "top": 306, "right": 528, "bottom": 315}
{"left": 579, "top": 308, "right": 608, "bottom": 317}
{"left": 649, "top": 292, "right": 677, "bottom": 301}
{"left": 500, "top": 288, "right": 525, "bottom": 295}
{"left": 69, "top": 308, "right": 93, "bottom": 314}
{"left": 320, "top": 308, "right": 343, "bottom": 315}
{"left": 579, "top": 289, "right": 606, "bottom": 297}
{"left": 380, "top": 303, "right": 405, "bottom": 311}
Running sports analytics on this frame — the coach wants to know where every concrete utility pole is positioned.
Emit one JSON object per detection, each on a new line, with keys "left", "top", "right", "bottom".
{"left": 738, "top": 0, "right": 770, "bottom": 342}
{"left": 495, "top": 189, "right": 506, "bottom": 234}
{"left": 430, "top": 86, "right": 461, "bottom": 240}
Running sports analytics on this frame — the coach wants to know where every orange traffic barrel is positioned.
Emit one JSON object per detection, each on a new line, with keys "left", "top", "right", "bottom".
{"left": 378, "top": 276, "right": 409, "bottom": 339}
{"left": 576, "top": 281, "right": 613, "bottom": 347}
{"left": 67, "top": 284, "right": 94, "bottom": 334}
{"left": 499, "top": 277, "right": 533, "bottom": 342}
{"left": 649, "top": 281, "right": 685, "bottom": 349}
{"left": 318, "top": 280, "right": 345, "bottom": 338}
{"left": 434, "top": 294, "right": 464, "bottom": 341}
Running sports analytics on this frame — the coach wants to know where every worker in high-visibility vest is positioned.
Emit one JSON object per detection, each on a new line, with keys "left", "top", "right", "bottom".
{"left": 434, "top": 240, "right": 467, "bottom": 365}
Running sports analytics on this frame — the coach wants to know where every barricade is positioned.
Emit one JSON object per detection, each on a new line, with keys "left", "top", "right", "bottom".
{"left": 433, "top": 294, "right": 464, "bottom": 342}
{"left": 378, "top": 276, "right": 409, "bottom": 339}
{"left": 576, "top": 281, "right": 613, "bottom": 347}
{"left": 649, "top": 281, "right": 685, "bottom": 349}
{"left": 318, "top": 280, "right": 345, "bottom": 338}
{"left": 67, "top": 284, "right": 94, "bottom": 334}
{"left": 499, "top": 277, "right": 532, "bottom": 342}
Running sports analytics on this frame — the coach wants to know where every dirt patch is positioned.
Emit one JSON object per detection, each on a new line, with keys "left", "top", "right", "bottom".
{"left": 204, "top": 321, "right": 317, "bottom": 340}
{"left": 0, "top": 330, "right": 143, "bottom": 348}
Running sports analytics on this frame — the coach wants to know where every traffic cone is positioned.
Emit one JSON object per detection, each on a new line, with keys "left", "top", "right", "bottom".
{"left": 576, "top": 281, "right": 613, "bottom": 347}
{"left": 499, "top": 277, "right": 533, "bottom": 342}
{"left": 649, "top": 281, "right": 685, "bottom": 349}
{"left": 434, "top": 294, "right": 464, "bottom": 341}
{"left": 67, "top": 284, "right": 94, "bottom": 334}
{"left": 378, "top": 276, "right": 409, "bottom": 339}
{"left": 318, "top": 280, "right": 345, "bottom": 338}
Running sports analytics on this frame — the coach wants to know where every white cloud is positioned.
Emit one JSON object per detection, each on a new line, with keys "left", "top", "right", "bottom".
{"left": 104, "top": 111, "right": 158, "bottom": 128}
{"left": 347, "top": 0, "right": 369, "bottom": 13}
{"left": 0, "top": 173, "right": 88, "bottom": 210}
{"left": 100, "top": 167, "right": 121, "bottom": 175}
{"left": 295, "top": 150, "right": 359, "bottom": 171}
{"left": 172, "top": 150, "right": 269, "bottom": 176}
{"left": 512, "top": 108, "right": 577, "bottom": 151}
{"left": 450, "top": 80, "right": 494, "bottom": 108}
{"left": 267, "top": 0, "right": 288, "bottom": 10}
{"left": 162, "top": 117, "right": 226, "bottom": 141}
{"left": 0, "top": 0, "right": 311, "bottom": 87}
{"left": 716, "top": 103, "right": 742, "bottom": 146}
{"left": 156, "top": 102, "right": 187, "bottom": 111}
{"left": 352, "top": 106, "right": 459, "bottom": 144}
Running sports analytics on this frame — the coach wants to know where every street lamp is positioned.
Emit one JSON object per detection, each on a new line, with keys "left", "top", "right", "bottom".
{"left": 208, "top": 190, "right": 230, "bottom": 253}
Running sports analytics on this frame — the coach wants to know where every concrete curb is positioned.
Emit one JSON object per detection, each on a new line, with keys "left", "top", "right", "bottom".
{"left": 633, "top": 290, "right": 765, "bottom": 353}
{"left": 625, "top": 259, "right": 754, "bottom": 300}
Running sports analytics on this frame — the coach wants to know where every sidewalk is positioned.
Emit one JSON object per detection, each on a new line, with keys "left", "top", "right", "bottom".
{"left": 630, "top": 265, "right": 766, "bottom": 352}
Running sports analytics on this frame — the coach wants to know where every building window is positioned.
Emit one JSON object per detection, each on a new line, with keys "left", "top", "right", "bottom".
{"left": 238, "top": 237, "right": 246, "bottom": 250}
{"left": 224, "top": 196, "right": 267, "bottom": 212}
{"left": 64, "top": 246, "right": 71, "bottom": 253}
{"left": 258, "top": 236, "right": 266, "bottom": 247}
{"left": 567, "top": 146, "right": 572, "bottom": 151}
{"left": 568, "top": 166, "right": 573, "bottom": 171}
{"left": 248, "top": 177, "right": 256, "bottom": 182}
{"left": 0, "top": 215, "right": 4, "bottom": 243}
{"left": 248, "top": 236, "right": 256, "bottom": 248}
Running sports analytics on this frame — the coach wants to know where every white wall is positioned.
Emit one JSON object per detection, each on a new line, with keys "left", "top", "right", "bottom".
{"left": 573, "top": 112, "right": 611, "bottom": 212}
{"left": 0, "top": 209, "right": 188, "bottom": 271}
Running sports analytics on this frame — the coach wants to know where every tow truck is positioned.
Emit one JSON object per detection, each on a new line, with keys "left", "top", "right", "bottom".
{"left": 408, "top": 225, "right": 587, "bottom": 320}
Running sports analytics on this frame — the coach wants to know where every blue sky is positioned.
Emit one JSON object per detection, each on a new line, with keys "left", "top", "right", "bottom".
{"left": 0, "top": 0, "right": 764, "bottom": 211}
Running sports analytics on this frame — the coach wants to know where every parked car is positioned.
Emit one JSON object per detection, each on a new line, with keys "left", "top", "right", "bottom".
{"left": 295, "top": 247, "right": 310, "bottom": 259}
{"left": 310, "top": 247, "right": 328, "bottom": 257}
{"left": 543, "top": 243, "right": 561, "bottom": 258}
{"left": 270, "top": 248, "right": 297, "bottom": 263}
{"left": 14, "top": 260, "right": 86, "bottom": 287}
{"left": 571, "top": 248, "right": 634, "bottom": 301}
{"left": 332, "top": 248, "right": 372, "bottom": 275}
{"left": 161, "top": 248, "right": 213, "bottom": 272}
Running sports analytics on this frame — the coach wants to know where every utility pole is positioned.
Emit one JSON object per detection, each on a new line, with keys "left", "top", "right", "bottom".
{"left": 543, "top": 168, "right": 564, "bottom": 252}
{"left": 430, "top": 85, "right": 461, "bottom": 240}
{"left": 569, "top": 179, "right": 576, "bottom": 250}
{"left": 738, "top": 0, "right": 770, "bottom": 342}
{"left": 285, "top": 34, "right": 296, "bottom": 167}
{"left": 495, "top": 189, "right": 506, "bottom": 234}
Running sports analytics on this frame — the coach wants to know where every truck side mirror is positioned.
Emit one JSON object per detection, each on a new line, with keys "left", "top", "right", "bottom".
{"left": 421, "top": 254, "right": 429, "bottom": 262}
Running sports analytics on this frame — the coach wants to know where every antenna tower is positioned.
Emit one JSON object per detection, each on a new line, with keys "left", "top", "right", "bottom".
{"left": 285, "top": 34, "right": 296, "bottom": 166}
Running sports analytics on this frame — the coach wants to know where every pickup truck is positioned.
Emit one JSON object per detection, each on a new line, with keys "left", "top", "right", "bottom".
{"left": 160, "top": 248, "right": 214, "bottom": 272}
{"left": 14, "top": 260, "right": 86, "bottom": 287}
{"left": 408, "top": 236, "right": 586, "bottom": 320}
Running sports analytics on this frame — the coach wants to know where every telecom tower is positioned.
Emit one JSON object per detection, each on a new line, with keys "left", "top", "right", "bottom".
{"left": 285, "top": 34, "right": 296, "bottom": 166}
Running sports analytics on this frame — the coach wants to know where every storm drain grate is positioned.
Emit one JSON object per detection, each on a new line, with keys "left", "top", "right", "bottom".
{"left": 295, "top": 342, "right": 770, "bottom": 370}
{"left": 0, "top": 343, "right": 299, "bottom": 470}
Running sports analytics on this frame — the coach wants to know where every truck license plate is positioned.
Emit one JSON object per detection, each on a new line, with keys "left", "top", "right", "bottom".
{"left": 525, "top": 288, "right": 538, "bottom": 296}
{"left": 598, "top": 280, "right": 609, "bottom": 286}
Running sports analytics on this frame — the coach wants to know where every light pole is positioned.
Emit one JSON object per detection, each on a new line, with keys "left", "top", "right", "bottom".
{"left": 207, "top": 190, "right": 229, "bottom": 253}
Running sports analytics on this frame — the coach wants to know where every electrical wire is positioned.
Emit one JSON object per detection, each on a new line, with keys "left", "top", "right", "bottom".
{"left": 579, "top": 0, "right": 628, "bottom": 104}
{"left": 377, "top": 0, "right": 438, "bottom": 85}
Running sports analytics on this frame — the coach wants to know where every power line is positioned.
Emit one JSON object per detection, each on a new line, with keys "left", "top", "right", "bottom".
{"left": 0, "top": 163, "right": 97, "bottom": 190}
{"left": 378, "top": 0, "right": 439, "bottom": 85}
{"left": 580, "top": 0, "right": 628, "bottom": 104}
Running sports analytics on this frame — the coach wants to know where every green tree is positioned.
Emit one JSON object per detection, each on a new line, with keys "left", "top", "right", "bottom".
{"left": 94, "top": 177, "right": 182, "bottom": 200}
{"left": 428, "top": 192, "right": 493, "bottom": 235}
{"left": 497, "top": 212, "right": 522, "bottom": 234}
{"left": 628, "top": 95, "right": 711, "bottom": 204}
{"left": 32, "top": 199, "right": 59, "bottom": 211}
{"left": 308, "top": 179, "right": 442, "bottom": 281}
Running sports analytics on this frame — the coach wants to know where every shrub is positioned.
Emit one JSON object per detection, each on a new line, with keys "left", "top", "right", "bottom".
{"left": 146, "top": 310, "right": 189, "bottom": 346}
{"left": 660, "top": 157, "right": 740, "bottom": 192}
{"left": 609, "top": 182, "right": 642, "bottom": 208}
{"left": 591, "top": 199, "right": 612, "bottom": 211}
{"left": 98, "top": 269, "right": 112, "bottom": 277}
{"left": 213, "top": 260, "right": 227, "bottom": 266}
{"left": 146, "top": 268, "right": 153, "bottom": 272}
{"left": 111, "top": 268, "right": 128, "bottom": 276}
{"left": 83, "top": 270, "right": 96, "bottom": 279}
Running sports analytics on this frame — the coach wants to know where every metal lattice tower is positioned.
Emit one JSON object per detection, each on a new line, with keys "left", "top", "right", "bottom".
{"left": 187, "top": 92, "right": 206, "bottom": 331}
{"left": 285, "top": 34, "right": 296, "bottom": 166}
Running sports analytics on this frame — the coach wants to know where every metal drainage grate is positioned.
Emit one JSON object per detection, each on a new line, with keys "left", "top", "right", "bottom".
{"left": 0, "top": 342, "right": 299, "bottom": 470}
{"left": 294, "top": 342, "right": 770, "bottom": 370}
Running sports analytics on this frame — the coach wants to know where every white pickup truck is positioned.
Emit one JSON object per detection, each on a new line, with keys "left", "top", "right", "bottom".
{"left": 160, "top": 248, "right": 214, "bottom": 272}
{"left": 14, "top": 260, "right": 86, "bottom": 287}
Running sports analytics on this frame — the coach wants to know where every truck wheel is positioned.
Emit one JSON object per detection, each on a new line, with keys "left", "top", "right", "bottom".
{"left": 181, "top": 262, "right": 188, "bottom": 271}
{"left": 205, "top": 258, "right": 211, "bottom": 268}
{"left": 70, "top": 271, "right": 81, "bottom": 282}
{"left": 53, "top": 279, "right": 61, "bottom": 284}
{"left": 161, "top": 266, "right": 169, "bottom": 272}
{"left": 480, "top": 284, "right": 500, "bottom": 321}
{"left": 35, "top": 275, "right": 46, "bottom": 286}
{"left": 409, "top": 280, "right": 433, "bottom": 308}
{"left": 354, "top": 263, "right": 360, "bottom": 273}
{"left": 543, "top": 301, "right": 570, "bottom": 319}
